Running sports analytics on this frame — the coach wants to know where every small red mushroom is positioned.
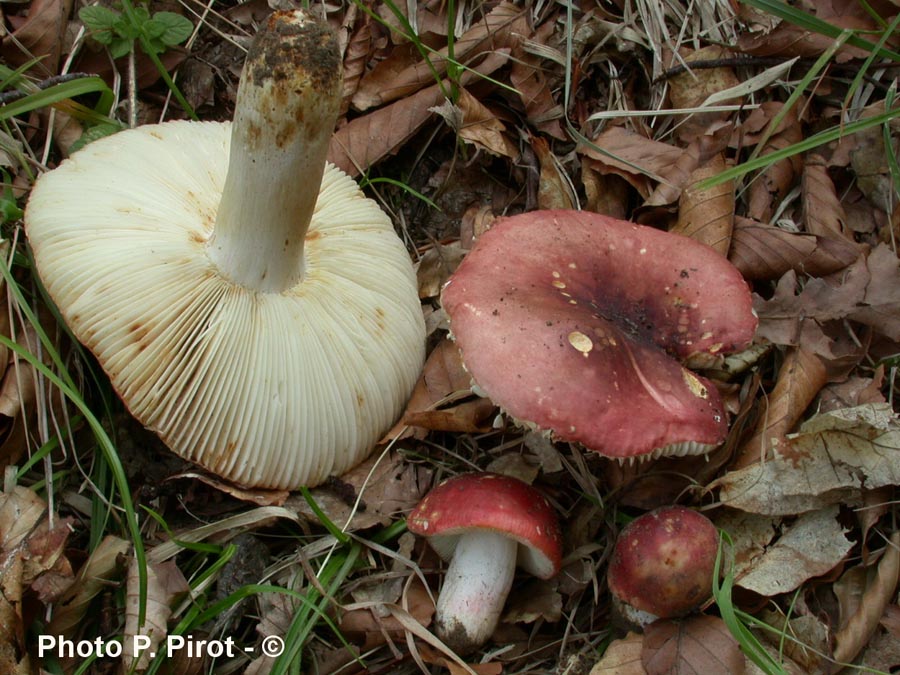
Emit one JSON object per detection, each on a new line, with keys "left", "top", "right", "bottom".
{"left": 441, "top": 210, "right": 758, "bottom": 462}
{"left": 607, "top": 505, "right": 719, "bottom": 626}
{"left": 407, "top": 473, "right": 562, "bottom": 653}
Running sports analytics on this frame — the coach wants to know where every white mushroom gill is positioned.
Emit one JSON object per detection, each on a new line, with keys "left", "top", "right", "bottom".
{"left": 24, "top": 11, "right": 425, "bottom": 489}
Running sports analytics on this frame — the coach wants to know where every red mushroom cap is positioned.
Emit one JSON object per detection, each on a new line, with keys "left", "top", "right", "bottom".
{"left": 607, "top": 506, "right": 719, "bottom": 619}
{"left": 441, "top": 210, "right": 757, "bottom": 460}
{"left": 407, "top": 473, "right": 562, "bottom": 579}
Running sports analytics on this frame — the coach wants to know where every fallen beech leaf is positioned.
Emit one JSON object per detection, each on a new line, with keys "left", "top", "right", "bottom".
{"left": 532, "top": 135, "right": 576, "bottom": 210}
{"left": 339, "top": 6, "right": 373, "bottom": 115}
{"left": 667, "top": 46, "right": 741, "bottom": 142}
{"left": 417, "top": 242, "right": 466, "bottom": 299}
{"left": 389, "top": 338, "right": 495, "bottom": 440}
{"left": 848, "top": 243, "right": 900, "bottom": 340}
{"left": 716, "top": 403, "right": 900, "bottom": 515}
{"left": 735, "top": 506, "right": 853, "bottom": 596}
{"left": 757, "top": 610, "right": 829, "bottom": 673}
{"left": 579, "top": 126, "right": 683, "bottom": 195}
{"left": 287, "top": 451, "right": 433, "bottom": 531}
{"left": 747, "top": 103, "right": 802, "bottom": 223}
{"left": 340, "top": 578, "right": 435, "bottom": 650}
{"left": 713, "top": 510, "right": 779, "bottom": 582}
{"left": 728, "top": 216, "right": 859, "bottom": 281}
{"left": 352, "top": 2, "right": 525, "bottom": 110}
{"left": 737, "top": 11, "right": 872, "bottom": 61}
{"left": 328, "top": 50, "right": 510, "bottom": 176}
{"left": 502, "top": 578, "right": 562, "bottom": 625}
{"left": 833, "top": 532, "right": 900, "bottom": 665}
{"left": 454, "top": 87, "right": 518, "bottom": 158}
{"left": 122, "top": 558, "right": 189, "bottom": 672}
{"left": 802, "top": 154, "right": 849, "bottom": 240}
{"left": 644, "top": 132, "right": 728, "bottom": 209}
{"left": 673, "top": 152, "right": 733, "bottom": 255}
{"left": 0, "top": 0, "right": 70, "bottom": 74}
{"left": 48, "top": 535, "right": 130, "bottom": 638}
{"left": 734, "top": 346, "right": 826, "bottom": 468}
{"left": 590, "top": 632, "right": 646, "bottom": 675}
{"left": 642, "top": 615, "right": 745, "bottom": 675}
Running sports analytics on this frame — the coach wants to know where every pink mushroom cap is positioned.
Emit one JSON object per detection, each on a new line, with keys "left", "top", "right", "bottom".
{"left": 441, "top": 210, "right": 757, "bottom": 460}
{"left": 407, "top": 473, "right": 562, "bottom": 579}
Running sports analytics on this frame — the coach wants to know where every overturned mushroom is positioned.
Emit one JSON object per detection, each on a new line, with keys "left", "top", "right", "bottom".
{"left": 24, "top": 11, "right": 425, "bottom": 489}
{"left": 441, "top": 210, "right": 757, "bottom": 461}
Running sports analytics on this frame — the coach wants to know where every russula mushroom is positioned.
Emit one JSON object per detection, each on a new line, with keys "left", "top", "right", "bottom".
{"left": 23, "top": 11, "right": 425, "bottom": 489}
{"left": 407, "top": 473, "right": 562, "bottom": 653}
{"left": 607, "top": 505, "right": 719, "bottom": 626}
{"left": 441, "top": 210, "right": 757, "bottom": 461}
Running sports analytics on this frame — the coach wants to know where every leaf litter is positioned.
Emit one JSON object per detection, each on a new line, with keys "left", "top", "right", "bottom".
{"left": 3, "top": 0, "right": 900, "bottom": 673}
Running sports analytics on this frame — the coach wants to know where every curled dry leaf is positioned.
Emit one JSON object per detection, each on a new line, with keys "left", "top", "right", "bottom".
{"left": 454, "top": 87, "right": 518, "bottom": 159}
{"left": 287, "top": 451, "right": 433, "bottom": 532}
{"left": 122, "top": 558, "right": 190, "bottom": 672}
{"left": 735, "top": 506, "right": 853, "bottom": 597}
{"left": 509, "top": 18, "right": 565, "bottom": 140}
{"left": 642, "top": 615, "right": 745, "bottom": 675}
{"left": 338, "top": 6, "right": 373, "bottom": 116}
{"left": 716, "top": 403, "right": 900, "bottom": 515}
{"left": 666, "top": 46, "right": 742, "bottom": 142}
{"left": 728, "top": 216, "right": 859, "bottom": 281}
{"left": 579, "top": 126, "right": 683, "bottom": 197}
{"left": 48, "top": 535, "right": 130, "bottom": 639}
{"left": 390, "top": 338, "right": 495, "bottom": 440}
{"left": 590, "top": 631, "right": 646, "bottom": 675}
{"left": 352, "top": 2, "right": 526, "bottom": 110}
{"left": 672, "top": 152, "right": 733, "bottom": 255}
{"left": 833, "top": 532, "right": 900, "bottom": 666}
{"left": 532, "top": 135, "right": 575, "bottom": 210}
{"left": 746, "top": 104, "right": 803, "bottom": 223}
{"left": 802, "top": 154, "right": 849, "bottom": 240}
{"left": 328, "top": 50, "right": 510, "bottom": 176}
{"left": 733, "top": 346, "right": 826, "bottom": 469}
{"left": 417, "top": 241, "right": 467, "bottom": 299}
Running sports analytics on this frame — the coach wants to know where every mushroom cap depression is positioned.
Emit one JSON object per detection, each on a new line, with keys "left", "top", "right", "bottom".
{"left": 24, "top": 121, "right": 425, "bottom": 489}
{"left": 407, "top": 472, "right": 563, "bottom": 579}
{"left": 441, "top": 210, "right": 757, "bottom": 461}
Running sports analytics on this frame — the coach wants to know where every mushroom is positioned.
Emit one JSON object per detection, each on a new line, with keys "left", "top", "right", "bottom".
{"left": 441, "top": 210, "right": 757, "bottom": 462}
{"left": 607, "top": 505, "right": 719, "bottom": 627}
{"left": 23, "top": 10, "right": 425, "bottom": 489}
{"left": 407, "top": 473, "right": 562, "bottom": 653}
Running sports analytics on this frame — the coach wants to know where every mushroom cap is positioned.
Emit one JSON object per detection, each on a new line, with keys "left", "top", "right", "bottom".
{"left": 24, "top": 120, "right": 425, "bottom": 489}
{"left": 407, "top": 473, "right": 562, "bottom": 579}
{"left": 441, "top": 210, "right": 757, "bottom": 460}
{"left": 607, "top": 506, "right": 719, "bottom": 619}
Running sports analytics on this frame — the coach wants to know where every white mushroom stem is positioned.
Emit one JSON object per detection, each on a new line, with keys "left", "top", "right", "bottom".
{"left": 435, "top": 530, "right": 518, "bottom": 653}
{"left": 207, "top": 11, "right": 342, "bottom": 293}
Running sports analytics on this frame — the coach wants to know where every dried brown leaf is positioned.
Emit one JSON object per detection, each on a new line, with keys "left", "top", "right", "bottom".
{"left": 737, "top": 12, "right": 873, "bottom": 61}
{"left": 579, "top": 126, "right": 683, "bottom": 197}
{"left": 287, "top": 451, "right": 433, "bottom": 531}
{"left": 340, "top": 578, "right": 435, "bottom": 650}
{"left": 502, "top": 578, "right": 561, "bottom": 625}
{"left": 833, "top": 532, "right": 900, "bottom": 665}
{"left": 590, "top": 632, "right": 646, "bottom": 675}
{"left": 339, "top": 6, "right": 373, "bottom": 116}
{"left": 417, "top": 242, "right": 466, "bottom": 299}
{"left": 716, "top": 403, "right": 900, "bottom": 515}
{"left": 390, "top": 338, "right": 494, "bottom": 439}
{"left": 735, "top": 506, "right": 853, "bottom": 596}
{"left": 328, "top": 51, "right": 510, "bottom": 176}
{"left": 848, "top": 243, "right": 900, "bottom": 339}
{"left": 802, "top": 154, "right": 849, "bottom": 240}
{"left": 673, "top": 153, "right": 734, "bottom": 255}
{"left": 532, "top": 135, "right": 575, "bottom": 210}
{"left": 509, "top": 18, "right": 564, "bottom": 139}
{"left": 122, "top": 558, "right": 190, "bottom": 672}
{"left": 455, "top": 87, "right": 518, "bottom": 159}
{"left": 642, "top": 615, "right": 745, "bottom": 675}
{"left": 734, "top": 346, "right": 826, "bottom": 469}
{"left": 728, "top": 216, "right": 859, "bottom": 281}
{"left": 747, "top": 104, "right": 803, "bottom": 222}
{"left": 352, "top": 2, "right": 526, "bottom": 110}
{"left": 48, "top": 535, "right": 130, "bottom": 638}
{"left": 0, "top": 0, "right": 71, "bottom": 74}
{"left": 667, "top": 46, "right": 742, "bottom": 142}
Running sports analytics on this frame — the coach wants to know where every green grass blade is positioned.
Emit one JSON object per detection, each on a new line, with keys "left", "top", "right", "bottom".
{"left": 0, "top": 77, "right": 114, "bottom": 122}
